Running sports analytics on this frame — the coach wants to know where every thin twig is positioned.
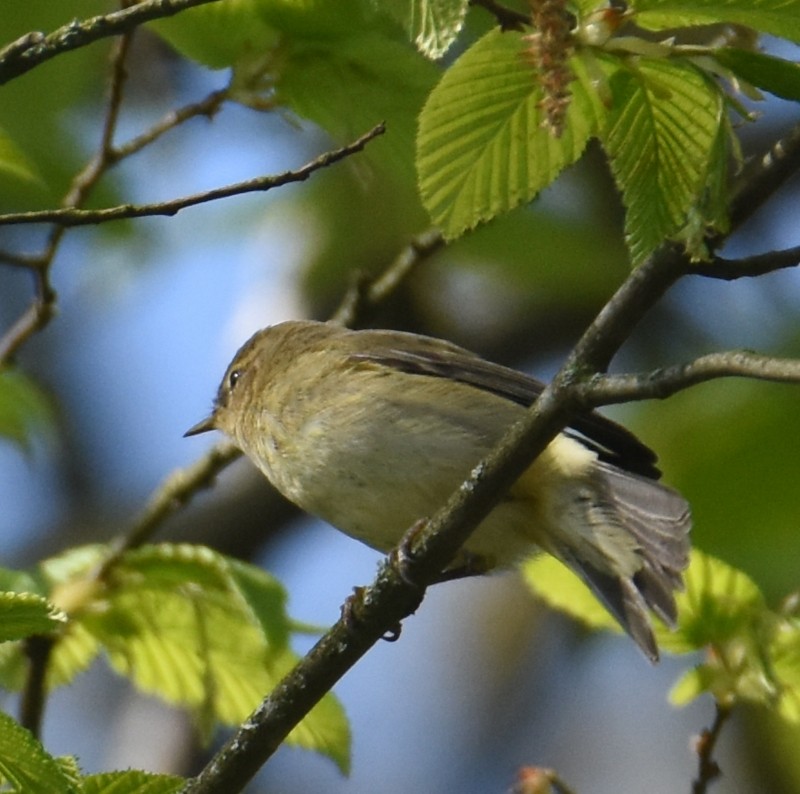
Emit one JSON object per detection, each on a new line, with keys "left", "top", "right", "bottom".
{"left": 692, "top": 701, "right": 732, "bottom": 794}
{"left": 694, "top": 245, "right": 800, "bottom": 280}
{"left": 109, "top": 87, "right": 230, "bottom": 162}
{"left": 99, "top": 442, "right": 242, "bottom": 577}
{"left": 727, "top": 121, "right": 800, "bottom": 232}
{"left": 0, "top": 0, "right": 224, "bottom": 85}
{"left": 0, "top": 123, "right": 386, "bottom": 228}
{"left": 0, "top": 27, "right": 135, "bottom": 365}
{"left": 330, "top": 228, "right": 444, "bottom": 327}
{"left": 583, "top": 350, "right": 800, "bottom": 406}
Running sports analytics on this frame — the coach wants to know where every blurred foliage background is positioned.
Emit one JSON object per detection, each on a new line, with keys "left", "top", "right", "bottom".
{"left": 1, "top": 2, "right": 800, "bottom": 792}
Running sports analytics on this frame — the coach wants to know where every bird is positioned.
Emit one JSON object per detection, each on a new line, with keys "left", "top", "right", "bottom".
{"left": 185, "top": 320, "right": 691, "bottom": 661}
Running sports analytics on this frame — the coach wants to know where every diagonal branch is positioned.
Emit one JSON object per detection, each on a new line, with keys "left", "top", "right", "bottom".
{"left": 0, "top": 0, "right": 224, "bottom": 85}
{"left": 583, "top": 350, "right": 800, "bottom": 406}
{"left": 0, "top": 123, "right": 386, "bottom": 228}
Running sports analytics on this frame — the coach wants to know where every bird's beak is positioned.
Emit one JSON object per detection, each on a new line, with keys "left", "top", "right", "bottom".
{"left": 184, "top": 414, "right": 217, "bottom": 437}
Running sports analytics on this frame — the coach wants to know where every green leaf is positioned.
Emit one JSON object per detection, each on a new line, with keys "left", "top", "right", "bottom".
{"left": 0, "top": 126, "right": 42, "bottom": 186}
{"left": 417, "top": 29, "right": 612, "bottom": 239}
{"left": 601, "top": 58, "right": 724, "bottom": 265}
{"left": 770, "top": 617, "right": 800, "bottom": 723}
{"left": 631, "top": 0, "right": 800, "bottom": 43}
{"left": 150, "top": 0, "right": 278, "bottom": 70}
{"left": 277, "top": 30, "right": 439, "bottom": 176}
{"left": 0, "top": 711, "right": 77, "bottom": 794}
{"left": 715, "top": 47, "right": 800, "bottom": 102}
{"left": 72, "top": 544, "right": 348, "bottom": 769}
{"left": 522, "top": 555, "right": 623, "bottom": 634}
{"left": 270, "top": 649, "right": 352, "bottom": 774}
{"left": 656, "top": 548, "right": 766, "bottom": 655}
{"left": 81, "top": 770, "right": 184, "bottom": 794}
{"left": 0, "top": 368, "right": 56, "bottom": 451}
{"left": 0, "top": 592, "right": 66, "bottom": 643}
{"left": 376, "top": 0, "right": 469, "bottom": 58}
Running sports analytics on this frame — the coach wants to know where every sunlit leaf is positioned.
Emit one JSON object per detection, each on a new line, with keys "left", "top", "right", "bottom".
{"left": 601, "top": 58, "right": 724, "bottom": 265}
{"left": 377, "top": 0, "right": 469, "bottom": 58}
{"left": 630, "top": 0, "right": 800, "bottom": 44}
{"left": 656, "top": 549, "right": 766, "bottom": 654}
{"left": 61, "top": 544, "right": 349, "bottom": 769}
{"left": 0, "top": 592, "right": 66, "bottom": 643}
{"left": 417, "top": 29, "right": 613, "bottom": 239}
{"left": 521, "top": 554, "right": 622, "bottom": 634}
{"left": 81, "top": 770, "right": 184, "bottom": 794}
{"left": 0, "top": 711, "right": 77, "bottom": 793}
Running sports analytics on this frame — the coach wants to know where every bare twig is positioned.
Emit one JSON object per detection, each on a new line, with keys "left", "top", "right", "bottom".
{"left": 583, "top": 350, "right": 800, "bottom": 406}
{"left": 692, "top": 701, "right": 732, "bottom": 794}
{"left": 110, "top": 87, "right": 230, "bottom": 162}
{"left": 728, "top": 121, "right": 800, "bottom": 232}
{"left": 330, "top": 228, "right": 444, "bottom": 327}
{"left": 0, "top": 27, "right": 135, "bottom": 365}
{"left": 100, "top": 442, "right": 242, "bottom": 576}
{"left": 0, "top": 0, "right": 224, "bottom": 85}
{"left": 0, "top": 123, "right": 386, "bottom": 228}
{"left": 693, "top": 245, "right": 800, "bottom": 280}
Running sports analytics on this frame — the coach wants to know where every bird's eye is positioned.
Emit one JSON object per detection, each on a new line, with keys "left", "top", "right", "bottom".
{"left": 228, "top": 369, "right": 242, "bottom": 391}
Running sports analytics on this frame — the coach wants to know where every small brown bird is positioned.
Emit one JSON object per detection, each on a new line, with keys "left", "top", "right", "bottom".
{"left": 186, "top": 320, "right": 691, "bottom": 660}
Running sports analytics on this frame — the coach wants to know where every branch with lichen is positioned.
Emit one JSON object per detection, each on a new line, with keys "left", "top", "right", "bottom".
{"left": 0, "top": 0, "right": 224, "bottom": 85}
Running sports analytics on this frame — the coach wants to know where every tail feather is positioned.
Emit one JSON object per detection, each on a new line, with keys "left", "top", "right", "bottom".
{"left": 553, "top": 462, "right": 691, "bottom": 662}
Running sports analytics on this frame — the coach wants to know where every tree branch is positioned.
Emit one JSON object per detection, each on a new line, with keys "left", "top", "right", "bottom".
{"left": 692, "top": 245, "right": 800, "bottom": 280}
{"left": 99, "top": 442, "right": 242, "bottom": 577}
{"left": 0, "top": 26, "right": 136, "bottom": 364}
{"left": 583, "top": 350, "right": 800, "bottom": 406}
{"left": 0, "top": 0, "right": 224, "bottom": 85}
{"left": 692, "top": 701, "right": 732, "bottom": 794}
{"left": 330, "top": 228, "right": 444, "bottom": 327}
{"left": 0, "top": 123, "right": 386, "bottom": 228}
{"left": 727, "top": 120, "right": 800, "bottom": 232}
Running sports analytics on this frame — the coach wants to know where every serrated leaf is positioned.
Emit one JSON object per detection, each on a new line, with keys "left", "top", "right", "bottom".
{"left": 378, "top": 0, "right": 469, "bottom": 58}
{"left": 631, "top": 0, "right": 800, "bottom": 44}
{"left": 0, "top": 368, "right": 56, "bottom": 451}
{"left": 0, "top": 592, "right": 66, "bottom": 643}
{"left": 715, "top": 47, "right": 800, "bottom": 102}
{"left": 0, "top": 711, "right": 77, "bottom": 793}
{"left": 47, "top": 622, "right": 100, "bottom": 690}
{"left": 0, "top": 126, "right": 42, "bottom": 186}
{"left": 417, "top": 29, "right": 613, "bottom": 239}
{"left": 602, "top": 58, "right": 724, "bottom": 265}
{"left": 70, "top": 544, "right": 348, "bottom": 768}
{"left": 81, "top": 769, "right": 184, "bottom": 794}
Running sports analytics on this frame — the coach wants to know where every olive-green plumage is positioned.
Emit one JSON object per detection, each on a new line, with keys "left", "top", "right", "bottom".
{"left": 186, "top": 320, "right": 691, "bottom": 661}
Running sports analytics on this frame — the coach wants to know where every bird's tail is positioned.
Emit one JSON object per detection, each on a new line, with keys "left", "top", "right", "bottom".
{"left": 550, "top": 462, "right": 691, "bottom": 662}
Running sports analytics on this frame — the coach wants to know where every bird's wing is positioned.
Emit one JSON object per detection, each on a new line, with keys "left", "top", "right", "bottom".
{"left": 349, "top": 340, "right": 660, "bottom": 479}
